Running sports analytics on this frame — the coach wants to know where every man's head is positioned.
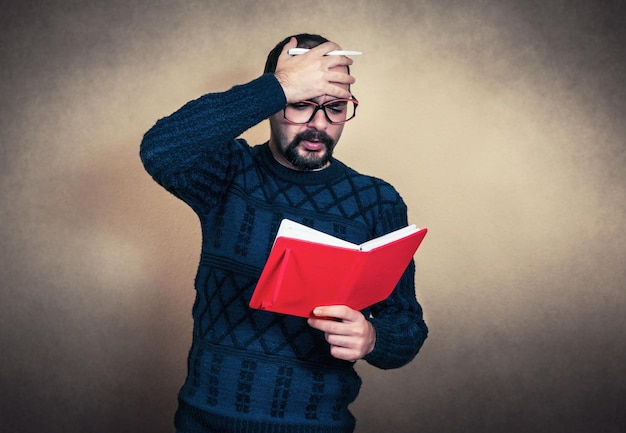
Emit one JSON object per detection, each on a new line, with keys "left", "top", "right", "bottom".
{"left": 266, "top": 34, "right": 356, "bottom": 171}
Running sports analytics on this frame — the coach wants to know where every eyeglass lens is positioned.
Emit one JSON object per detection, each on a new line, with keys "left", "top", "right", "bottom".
{"left": 284, "top": 100, "right": 357, "bottom": 124}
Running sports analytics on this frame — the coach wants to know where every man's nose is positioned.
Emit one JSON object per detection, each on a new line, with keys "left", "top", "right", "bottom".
{"left": 307, "top": 107, "right": 330, "bottom": 129}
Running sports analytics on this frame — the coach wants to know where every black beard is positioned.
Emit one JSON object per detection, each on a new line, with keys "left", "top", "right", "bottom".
{"left": 284, "top": 130, "right": 336, "bottom": 171}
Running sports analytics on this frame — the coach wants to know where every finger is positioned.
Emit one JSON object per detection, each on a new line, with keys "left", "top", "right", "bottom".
{"left": 329, "top": 345, "right": 359, "bottom": 362}
{"left": 315, "top": 86, "right": 349, "bottom": 100}
{"left": 313, "top": 305, "right": 359, "bottom": 322}
{"left": 325, "top": 55, "right": 354, "bottom": 68}
{"left": 309, "top": 41, "right": 343, "bottom": 56}
{"left": 326, "top": 71, "right": 355, "bottom": 85}
{"left": 326, "top": 72, "right": 355, "bottom": 99}
{"left": 307, "top": 317, "right": 344, "bottom": 334}
{"left": 325, "top": 332, "right": 354, "bottom": 348}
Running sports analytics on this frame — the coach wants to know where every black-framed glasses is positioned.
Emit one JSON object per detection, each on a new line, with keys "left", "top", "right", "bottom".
{"left": 283, "top": 98, "right": 359, "bottom": 125}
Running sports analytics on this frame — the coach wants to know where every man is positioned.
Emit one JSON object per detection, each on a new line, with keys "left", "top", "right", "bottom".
{"left": 140, "top": 33, "right": 428, "bottom": 433}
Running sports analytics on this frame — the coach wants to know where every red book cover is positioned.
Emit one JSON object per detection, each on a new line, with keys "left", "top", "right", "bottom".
{"left": 249, "top": 219, "right": 428, "bottom": 318}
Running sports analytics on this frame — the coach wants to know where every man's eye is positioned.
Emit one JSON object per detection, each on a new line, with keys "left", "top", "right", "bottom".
{"left": 326, "top": 102, "right": 347, "bottom": 113}
{"left": 291, "top": 103, "right": 312, "bottom": 110}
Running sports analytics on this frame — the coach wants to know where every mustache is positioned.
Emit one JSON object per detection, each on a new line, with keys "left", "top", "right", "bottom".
{"left": 294, "top": 130, "right": 334, "bottom": 147}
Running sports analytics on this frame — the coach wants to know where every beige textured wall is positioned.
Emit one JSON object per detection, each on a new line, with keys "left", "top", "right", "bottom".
{"left": 1, "top": 1, "right": 624, "bottom": 432}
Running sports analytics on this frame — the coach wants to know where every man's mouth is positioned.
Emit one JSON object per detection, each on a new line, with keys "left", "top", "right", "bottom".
{"left": 300, "top": 139, "right": 325, "bottom": 152}
{"left": 284, "top": 131, "right": 335, "bottom": 170}
{"left": 296, "top": 131, "right": 333, "bottom": 153}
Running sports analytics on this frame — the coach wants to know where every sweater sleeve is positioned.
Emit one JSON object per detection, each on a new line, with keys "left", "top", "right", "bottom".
{"left": 363, "top": 260, "right": 428, "bottom": 369}
{"left": 139, "top": 74, "right": 286, "bottom": 207}
{"left": 362, "top": 197, "right": 429, "bottom": 369}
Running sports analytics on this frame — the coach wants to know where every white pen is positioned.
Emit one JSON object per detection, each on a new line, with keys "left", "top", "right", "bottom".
{"left": 288, "top": 48, "right": 363, "bottom": 56}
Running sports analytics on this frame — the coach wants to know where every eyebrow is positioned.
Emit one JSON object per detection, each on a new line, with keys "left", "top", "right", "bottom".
{"left": 300, "top": 96, "right": 345, "bottom": 104}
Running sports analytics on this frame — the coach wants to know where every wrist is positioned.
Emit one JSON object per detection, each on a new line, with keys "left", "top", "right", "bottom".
{"left": 365, "top": 320, "right": 376, "bottom": 356}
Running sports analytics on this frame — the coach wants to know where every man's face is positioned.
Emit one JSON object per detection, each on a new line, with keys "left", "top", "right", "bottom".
{"left": 269, "top": 67, "right": 350, "bottom": 171}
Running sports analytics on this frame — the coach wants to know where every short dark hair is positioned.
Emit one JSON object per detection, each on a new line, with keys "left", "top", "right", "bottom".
{"left": 263, "top": 33, "right": 329, "bottom": 74}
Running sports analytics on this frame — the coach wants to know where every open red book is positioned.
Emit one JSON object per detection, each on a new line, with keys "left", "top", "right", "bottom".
{"left": 249, "top": 219, "right": 428, "bottom": 318}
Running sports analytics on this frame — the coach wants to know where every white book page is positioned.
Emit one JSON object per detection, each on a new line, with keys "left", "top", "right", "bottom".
{"left": 359, "top": 225, "right": 419, "bottom": 251}
{"left": 276, "top": 219, "right": 419, "bottom": 251}
{"left": 276, "top": 219, "right": 357, "bottom": 249}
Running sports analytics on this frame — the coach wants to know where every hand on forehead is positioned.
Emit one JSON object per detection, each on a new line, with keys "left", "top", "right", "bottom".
{"left": 275, "top": 38, "right": 356, "bottom": 103}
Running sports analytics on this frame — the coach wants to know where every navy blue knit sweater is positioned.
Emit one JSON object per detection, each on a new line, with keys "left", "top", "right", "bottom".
{"left": 140, "top": 74, "right": 428, "bottom": 433}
